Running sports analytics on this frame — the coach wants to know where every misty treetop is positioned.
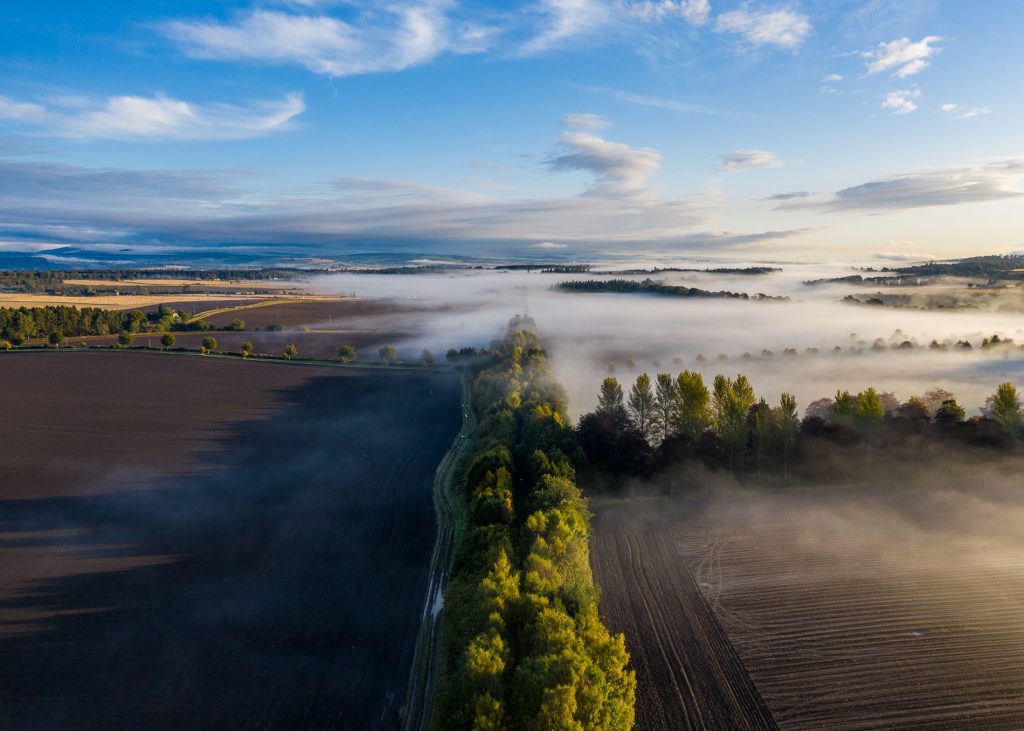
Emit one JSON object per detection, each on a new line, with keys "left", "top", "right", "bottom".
{"left": 580, "top": 370, "right": 1024, "bottom": 489}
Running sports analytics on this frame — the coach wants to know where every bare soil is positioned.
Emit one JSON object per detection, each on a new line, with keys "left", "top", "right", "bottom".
{"left": 591, "top": 501, "right": 777, "bottom": 731}
{"left": 592, "top": 486, "right": 1024, "bottom": 731}
{"left": 0, "top": 350, "right": 462, "bottom": 729}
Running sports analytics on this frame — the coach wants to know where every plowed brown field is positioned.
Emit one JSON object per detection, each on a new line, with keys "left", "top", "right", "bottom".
{"left": 0, "top": 350, "right": 462, "bottom": 729}
{"left": 592, "top": 485, "right": 1024, "bottom": 731}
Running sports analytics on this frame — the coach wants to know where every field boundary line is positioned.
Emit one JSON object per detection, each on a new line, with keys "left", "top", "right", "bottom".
{"left": 401, "top": 373, "right": 474, "bottom": 731}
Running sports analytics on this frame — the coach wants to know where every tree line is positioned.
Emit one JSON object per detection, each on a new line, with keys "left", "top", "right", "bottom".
{"left": 0, "top": 268, "right": 303, "bottom": 293}
{"left": 579, "top": 370, "right": 1024, "bottom": 486}
{"left": 557, "top": 278, "right": 788, "bottom": 301}
{"left": 436, "top": 315, "right": 635, "bottom": 730}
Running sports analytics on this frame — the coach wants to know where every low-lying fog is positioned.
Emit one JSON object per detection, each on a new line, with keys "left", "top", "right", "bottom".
{"left": 312, "top": 260, "right": 1024, "bottom": 417}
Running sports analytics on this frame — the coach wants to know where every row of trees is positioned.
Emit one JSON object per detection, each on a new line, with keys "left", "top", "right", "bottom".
{"left": 0, "top": 304, "right": 247, "bottom": 345}
{"left": 581, "top": 370, "right": 1023, "bottom": 484}
{"left": 436, "top": 316, "right": 634, "bottom": 730}
{"left": 557, "top": 278, "right": 786, "bottom": 301}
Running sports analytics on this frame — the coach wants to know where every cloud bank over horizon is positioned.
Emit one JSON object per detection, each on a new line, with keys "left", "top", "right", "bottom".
{"left": 0, "top": 1, "right": 1021, "bottom": 260}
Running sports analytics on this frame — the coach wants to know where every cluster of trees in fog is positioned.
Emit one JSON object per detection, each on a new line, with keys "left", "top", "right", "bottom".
{"left": 557, "top": 278, "right": 787, "bottom": 301}
{"left": 437, "top": 316, "right": 634, "bottom": 730}
{"left": 579, "top": 369, "right": 1023, "bottom": 486}
{"left": 601, "top": 330, "right": 1023, "bottom": 376}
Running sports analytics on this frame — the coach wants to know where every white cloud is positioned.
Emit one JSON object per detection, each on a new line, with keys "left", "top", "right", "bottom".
{"left": 561, "top": 113, "right": 610, "bottom": 129}
{"left": 548, "top": 129, "right": 662, "bottom": 199}
{"left": 720, "top": 149, "right": 784, "bottom": 172}
{"left": 163, "top": 4, "right": 454, "bottom": 76}
{"left": 622, "top": 0, "right": 711, "bottom": 26}
{"left": 862, "top": 35, "right": 942, "bottom": 78}
{"left": 823, "top": 73, "right": 843, "bottom": 82}
{"left": 776, "top": 157, "right": 1024, "bottom": 212}
{"left": 0, "top": 92, "right": 304, "bottom": 141}
{"left": 882, "top": 89, "right": 920, "bottom": 115}
{"left": 0, "top": 96, "right": 47, "bottom": 122}
{"left": 531, "top": 241, "right": 569, "bottom": 249}
{"left": 714, "top": 7, "right": 811, "bottom": 48}
{"left": 941, "top": 103, "right": 991, "bottom": 120}
{"left": 519, "top": 0, "right": 611, "bottom": 55}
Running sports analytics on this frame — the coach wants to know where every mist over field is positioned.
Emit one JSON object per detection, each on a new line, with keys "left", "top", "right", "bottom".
{"left": 313, "top": 261, "right": 1024, "bottom": 416}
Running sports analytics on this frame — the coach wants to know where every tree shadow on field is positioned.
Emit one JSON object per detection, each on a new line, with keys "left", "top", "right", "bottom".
{"left": 0, "top": 369, "right": 462, "bottom": 731}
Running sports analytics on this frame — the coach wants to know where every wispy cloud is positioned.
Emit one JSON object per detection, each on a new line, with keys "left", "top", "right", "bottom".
{"left": 882, "top": 89, "right": 920, "bottom": 115}
{"left": 561, "top": 112, "right": 610, "bottom": 129}
{"left": 518, "top": 0, "right": 611, "bottom": 55}
{"left": 531, "top": 241, "right": 569, "bottom": 249}
{"left": 862, "top": 35, "right": 942, "bottom": 78}
{"left": 622, "top": 0, "right": 711, "bottom": 26}
{"left": 776, "top": 157, "right": 1024, "bottom": 213}
{"left": 163, "top": 4, "right": 457, "bottom": 76}
{"left": 0, "top": 96, "right": 47, "bottom": 122}
{"left": 941, "top": 103, "right": 991, "bottom": 119}
{"left": 720, "top": 149, "right": 784, "bottom": 172}
{"left": 579, "top": 85, "right": 735, "bottom": 118}
{"left": 762, "top": 191, "right": 813, "bottom": 201}
{"left": 0, "top": 92, "right": 304, "bottom": 141}
{"left": 714, "top": 7, "right": 811, "bottom": 48}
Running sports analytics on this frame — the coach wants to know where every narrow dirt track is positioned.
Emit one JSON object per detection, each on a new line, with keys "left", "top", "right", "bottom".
{"left": 591, "top": 503, "right": 778, "bottom": 731}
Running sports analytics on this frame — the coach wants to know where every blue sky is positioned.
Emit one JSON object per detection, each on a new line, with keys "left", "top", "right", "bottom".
{"left": 0, "top": 0, "right": 1022, "bottom": 262}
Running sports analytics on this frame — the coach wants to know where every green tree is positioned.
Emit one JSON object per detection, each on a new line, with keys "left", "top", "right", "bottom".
{"left": 934, "top": 398, "right": 966, "bottom": 426}
{"left": 201, "top": 336, "right": 218, "bottom": 354}
{"left": 160, "top": 333, "right": 176, "bottom": 350}
{"left": 596, "top": 377, "right": 625, "bottom": 416}
{"left": 750, "top": 398, "right": 772, "bottom": 478}
{"left": 240, "top": 340, "right": 254, "bottom": 358}
{"left": 627, "top": 373, "right": 658, "bottom": 444}
{"left": 986, "top": 382, "right": 1022, "bottom": 436}
{"left": 653, "top": 374, "right": 676, "bottom": 443}
{"left": 776, "top": 393, "right": 799, "bottom": 481}
{"left": 283, "top": 343, "right": 299, "bottom": 360}
{"left": 379, "top": 345, "right": 397, "bottom": 364}
{"left": 421, "top": 348, "right": 435, "bottom": 366}
{"left": 229, "top": 319, "right": 245, "bottom": 331}
{"left": 831, "top": 390, "right": 855, "bottom": 425}
{"left": 48, "top": 330, "right": 64, "bottom": 347}
{"left": 116, "top": 330, "right": 133, "bottom": 348}
{"left": 672, "top": 370, "right": 712, "bottom": 440}
{"left": 854, "top": 388, "right": 886, "bottom": 469}
{"left": 337, "top": 344, "right": 356, "bottom": 362}
{"left": 712, "top": 374, "right": 756, "bottom": 471}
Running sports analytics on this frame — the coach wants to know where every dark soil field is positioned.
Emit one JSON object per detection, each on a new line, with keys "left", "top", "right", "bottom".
{"left": 590, "top": 501, "right": 777, "bottom": 731}
{"left": 137, "top": 298, "right": 263, "bottom": 314}
{"left": 0, "top": 351, "right": 462, "bottom": 729}
{"left": 592, "top": 482, "right": 1024, "bottom": 731}
{"left": 197, "top": 298, "right": 413, "bottom": 329}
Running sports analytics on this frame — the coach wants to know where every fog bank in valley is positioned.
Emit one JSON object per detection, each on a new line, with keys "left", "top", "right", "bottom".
{"left": 314, "top": 260, "right": 1024, "bottom": 417}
